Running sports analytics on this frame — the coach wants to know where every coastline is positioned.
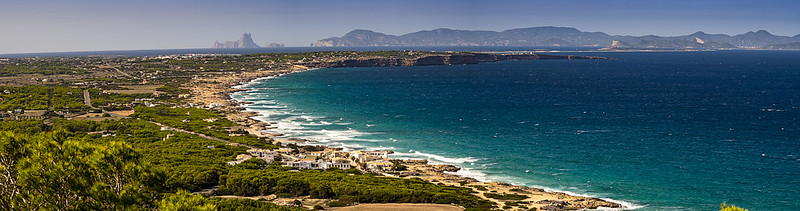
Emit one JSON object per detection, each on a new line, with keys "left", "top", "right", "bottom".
{"left": 187, "top": 60, "right": 634, "bottom": 210}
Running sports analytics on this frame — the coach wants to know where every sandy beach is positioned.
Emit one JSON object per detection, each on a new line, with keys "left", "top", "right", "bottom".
{"left": 186, "top": 64, "right": 626, "bottom": 210}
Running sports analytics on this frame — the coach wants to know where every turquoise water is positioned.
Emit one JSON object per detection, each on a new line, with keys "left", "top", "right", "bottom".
{"left": 231, "top": 51, "right": 800, "bottom": 210}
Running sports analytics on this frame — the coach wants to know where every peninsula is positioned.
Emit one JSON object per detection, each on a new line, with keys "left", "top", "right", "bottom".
{"left": 312, "top": 26, "right": 800, "bottom": 50}
{"left": 0, "top": 51, "right": 621, "bottom": 210}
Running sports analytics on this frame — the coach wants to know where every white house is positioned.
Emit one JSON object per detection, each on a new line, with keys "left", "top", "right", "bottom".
{"left": 327, "top": 158, "right": 351, "bottom": 170}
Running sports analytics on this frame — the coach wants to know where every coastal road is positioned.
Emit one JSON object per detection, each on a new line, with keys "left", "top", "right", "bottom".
{"left": 83, "top": 89, "right": 91, "bottom": 107}
{"left": 107, "top": 65, "right": 133, "bottom": 78}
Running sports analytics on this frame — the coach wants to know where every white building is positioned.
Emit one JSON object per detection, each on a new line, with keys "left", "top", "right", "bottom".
{"left": 247, "top": 148, "right": 278, "bottom": 163}
{"left": 366, "top": 160, "right": 394, "bottom": 171}
{"left": 352, "top": 150, "right": 393, "bottom": 163}
{"left": 284, "top": 160, "right": 325, "bottom": 169}
{"left": 327, "top": 158, "right": 351, "bottom": 170}
{"left": 227, "top": 154, "right": 253, "bottom": 165}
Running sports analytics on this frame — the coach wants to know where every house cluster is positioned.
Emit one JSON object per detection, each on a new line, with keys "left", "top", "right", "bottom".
{"left": 1, "top": 109, "right": 47, "bottom": 120}
{"left": 227, "top": 146, "right": 397, "bottom": 172}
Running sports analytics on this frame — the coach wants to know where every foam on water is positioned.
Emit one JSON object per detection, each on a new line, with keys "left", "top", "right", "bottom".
{"left": 392, "top": 150, "right": 480, "bottom": 164}
{"left": 228, "top": 52, "right": 800, "bottom": 210}
{"left": 231, "top": 72, "right": 647, "bottom": 210}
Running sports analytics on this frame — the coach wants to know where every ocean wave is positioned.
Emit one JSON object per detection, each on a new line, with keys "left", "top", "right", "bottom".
{"left": 529, "top": 185, "right": 645, "bottom": 210}
{"left": 231, "top": 72, "right": 642, "bottom": 210}
{"left": 393, "top": 150, "right": 479, "bottom": 164}
{"left": 302, "top": 120, "right": 335, "bottom": 126}
{"left": 297, "top": 129, "right": 375, "bottom": 142}
{"left": 445, "top": 167, "right": 489, "bottom": 182}
{"left": 232, "top": 75, "right": 279, "bottom": 89}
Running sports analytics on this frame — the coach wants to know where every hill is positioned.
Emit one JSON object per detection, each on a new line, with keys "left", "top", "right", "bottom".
{"left": 312, "top": 27, "right": 800, "bottom": 49}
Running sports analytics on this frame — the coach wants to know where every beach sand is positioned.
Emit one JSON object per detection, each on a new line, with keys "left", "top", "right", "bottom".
{"left": 187, "top": 65, "right": 625, "bottom": 210}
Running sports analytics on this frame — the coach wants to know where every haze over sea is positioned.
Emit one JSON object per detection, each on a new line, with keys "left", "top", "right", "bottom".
{"left": 230, "top": 50, "right": 799, "bottom": 210}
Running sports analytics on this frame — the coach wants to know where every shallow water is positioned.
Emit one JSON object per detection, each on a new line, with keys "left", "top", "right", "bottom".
{"left": 232, "top": 50, "right": 800, "bottom": 210}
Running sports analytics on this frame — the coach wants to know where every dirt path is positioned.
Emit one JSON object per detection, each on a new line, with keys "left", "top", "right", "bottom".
{"left": 149, "top": 121, "right": 257, "bottom": 150}
{"left": 83, "top": 89, "right": 91, "bottom": 107}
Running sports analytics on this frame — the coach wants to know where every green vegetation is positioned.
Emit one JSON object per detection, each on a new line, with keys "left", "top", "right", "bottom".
{"left": 326, "top": 201, "right": 347, "bottom": 207}
{"left": 217, "top": 168, "right": 495, "bottom": 210}
{"left": 211, "top": 198, "right": 306, "bottom": 211}
{"left": 0, "top": 120, "right": 48, "bottom": 134}
{"left": 483, "top": 193, "right": 529, "bottom": 201}
{"left": 0, "top": 63, "right": 85, "bottom": 76}
{"left": 469, "top": 185, "right": 488, "bottom": 191}
{"left": 132, "top": 106, "right": 275, "bottom": 149}
{"left": 159, "top": 190, "right": 217, "bottom": 211}
{"left": 0, "top": 86, "right": 88, "bottom": 111}
{"left": 509, "top": 188, "right": 525, "bottom": 193}
{"left": 51, "top": 118, "right": 248, "bottom": 192}
{"left": 720, "top": 203, "right": 748, "bottom": 211}
{"left": 88, "top": 89, "right": 149, "bottom": 110}
{"left": 0, "top": 130, "right": 161, "bottom": 210}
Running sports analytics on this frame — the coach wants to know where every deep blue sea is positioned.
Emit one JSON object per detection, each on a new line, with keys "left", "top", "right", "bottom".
{"left": 231, "top": 50, "right": 800, "bottom": 210}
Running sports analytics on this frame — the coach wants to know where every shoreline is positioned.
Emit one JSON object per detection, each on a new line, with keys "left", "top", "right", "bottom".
{"left": 187, "top": 54, "right": 633, "bottom": 210}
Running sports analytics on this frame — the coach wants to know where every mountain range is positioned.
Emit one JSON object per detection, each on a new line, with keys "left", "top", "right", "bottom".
{"left": 311, "top": 27, "right": 800, "bottom": 49}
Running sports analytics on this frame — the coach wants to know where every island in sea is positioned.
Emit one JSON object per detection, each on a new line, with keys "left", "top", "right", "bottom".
{"left": 0, "top": 50, "right": 623, "bottom": 210}
{"left": 311, "top": 26, "right": 800, "bottom": 50}
{"left": 213, "top": 33, "right": 285, "bottom": 48}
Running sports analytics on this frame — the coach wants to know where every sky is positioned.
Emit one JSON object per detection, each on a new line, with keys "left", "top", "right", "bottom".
{"left": 1, "top": 0, "right": 799, "bottom": 54}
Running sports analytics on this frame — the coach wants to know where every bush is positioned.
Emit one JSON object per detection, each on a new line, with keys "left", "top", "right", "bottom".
{"left": 470, "top": 185, "right": 488, "bottom": 191}
{"left": 327, "top": 200, "right": 347, "bottom": 207}
{"left": 484, "top": 193, "right": 528, "bottom": 200}
{"left": 720, "top": 203, "right": 748, "bottom": 211}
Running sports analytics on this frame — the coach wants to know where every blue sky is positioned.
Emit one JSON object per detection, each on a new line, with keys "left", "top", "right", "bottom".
{"left": 1, "top": 0, "right": 798, "bottom": 53}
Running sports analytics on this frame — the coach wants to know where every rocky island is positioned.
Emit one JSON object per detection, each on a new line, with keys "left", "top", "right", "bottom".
{"left": 213, "top": 33, "right": 285, "bottom": 48}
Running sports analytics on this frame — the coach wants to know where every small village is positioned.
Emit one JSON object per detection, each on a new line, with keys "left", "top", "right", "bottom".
{"left": 226, "top": 143, "right": 423, "bottom": 176}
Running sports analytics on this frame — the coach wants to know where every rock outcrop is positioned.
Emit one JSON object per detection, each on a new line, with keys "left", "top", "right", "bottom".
{"left": 610, "top": 40, "right": 632, "bottom": 49}
{"left": 213, "top": 33, "right": 261, "bottom": 48}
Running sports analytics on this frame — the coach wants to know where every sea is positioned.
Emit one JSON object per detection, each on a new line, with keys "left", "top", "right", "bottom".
{"left": 5, "top": 47, "right": 798, "bottom": 210}
{"left": 229, "top": 50, "right": 800, "bottom": 210}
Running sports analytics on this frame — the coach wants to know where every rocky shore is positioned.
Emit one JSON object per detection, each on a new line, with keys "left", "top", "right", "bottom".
{"left": 186, "top": 52, "right": 625, "bottom": 210}
{"left": 301, "top": 52, "right": 611, "bottom": 69}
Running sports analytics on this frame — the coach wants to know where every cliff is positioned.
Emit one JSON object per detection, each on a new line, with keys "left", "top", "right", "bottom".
{"left": 213, "top": 33, "right": 261, "bottom": 48}
{"left": 300, "top": 52, "right": 610, "bottom": 69}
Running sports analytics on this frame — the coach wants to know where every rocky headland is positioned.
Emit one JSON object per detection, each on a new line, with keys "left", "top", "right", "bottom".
{"left": 300, "top": 52, "right": 610, "bottom": 69}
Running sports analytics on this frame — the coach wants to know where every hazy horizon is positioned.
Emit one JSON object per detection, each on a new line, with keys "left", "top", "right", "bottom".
{"left": 2, "top": 0, "right": 799, "bottom": 54}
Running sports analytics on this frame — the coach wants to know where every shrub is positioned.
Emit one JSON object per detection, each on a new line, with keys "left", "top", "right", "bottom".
{"left": 484, "top": 193, "right": 528, "bottom": 200}
{"left": 327, "top": 200, "right": 347, "bottom": 207}
{"left": 720, "top": 203, "right": 748, "bottom": 211}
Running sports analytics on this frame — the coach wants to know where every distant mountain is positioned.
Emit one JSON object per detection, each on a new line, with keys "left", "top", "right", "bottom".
{"left": 264, "top": 42, "right": 285, "bottom": 48}
{"left": 213, "top": 33, "right": 284, "bottom": 48}
{"left": 312, "top": 27, "right": 800, "bottom": 49}
{"left": 764, "top": 42, "right": 800, "bottom": 49}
